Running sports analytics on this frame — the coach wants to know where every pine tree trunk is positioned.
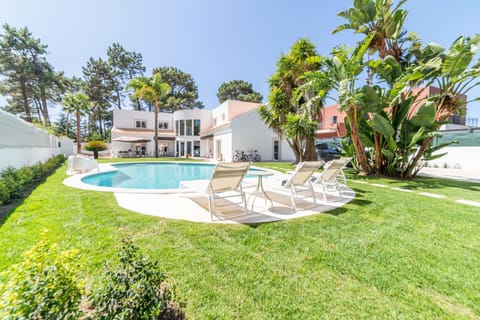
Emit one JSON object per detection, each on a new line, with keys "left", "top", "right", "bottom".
{"left": 40, "top": 87, "right": 50, "bottom": 126}
{"left": 21, "top": 83, "right": 32, "bottom": 122}
{"left": 154, "top": 103, "right": 159, "bottom": 158}
{"left": 76, "top": 111, "right": 82, "bottom": 154}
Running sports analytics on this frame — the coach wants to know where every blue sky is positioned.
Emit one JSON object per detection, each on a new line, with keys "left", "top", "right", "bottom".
{"left": 1, "top": 0, "right": 479, "bottom": 120}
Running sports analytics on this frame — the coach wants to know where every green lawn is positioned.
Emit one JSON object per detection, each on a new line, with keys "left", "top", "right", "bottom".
{"left": 1, "top": 160, "right": 479, "bottom": 319}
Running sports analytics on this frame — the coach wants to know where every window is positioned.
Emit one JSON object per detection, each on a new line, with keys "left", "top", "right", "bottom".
{"left": 179, "top": 120, "right": 185, "bottom": 136}
{"left": 135, "top": 120, "right": 147, "bottom": 128}
{"left": 159, "top": 122, "right": 168, "bottom": 129}
{"left": 175, "top": 120, "right": 179, "bottom": 136}
{"left": 193, "top": 141, "right": 200, "bottom": 157}
{"left": 186, "top": 119, "right": 193, "bottom": 136}
{"left": 221, "top": 113, "right": 225, "bottom": 121}
{"left": 194, "top": 119, "right": 200, "bottom": 136}
{"left": 329, "top": 116, "right": 337, "bottom": 125}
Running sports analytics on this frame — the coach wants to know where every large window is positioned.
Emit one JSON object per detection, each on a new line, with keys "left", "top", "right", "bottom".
{"left": 186, "top": 119, "right": 193, "bottom": 136}
{"left": 175, "top": 120, "right": 179, "bottom": 136}
{"left": 135, "top": 120, "right": 146, "bottom": 128}
{"left": 194, "top": 119, "right": 200, "bottom": 136}
{"left": 179, "top": 120, "right": 185, "bottom": 136}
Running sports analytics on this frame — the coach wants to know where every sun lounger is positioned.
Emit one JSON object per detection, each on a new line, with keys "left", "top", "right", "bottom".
{"left": 180, "top": 162, "right": 250, "bottom": 220}
{"left": 314, "top": 157, "right": 351, "bottom": 202}
{"left": 67, "top": 155, "right": 99, "bottom": 174}
{"left": 282, "top": 161, "right": 324, "bottom": 211}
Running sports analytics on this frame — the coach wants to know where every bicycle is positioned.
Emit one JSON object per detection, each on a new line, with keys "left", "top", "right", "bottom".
{"left": 246, "top": 150, "right": 261, "bottom": 162}
{"left": 233, "top": 150, "right": 246, "bottom": 162}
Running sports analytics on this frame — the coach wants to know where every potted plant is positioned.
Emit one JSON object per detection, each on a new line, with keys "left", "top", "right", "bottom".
{"left": 85, "top": 140, "right": 107, "bottom": 159}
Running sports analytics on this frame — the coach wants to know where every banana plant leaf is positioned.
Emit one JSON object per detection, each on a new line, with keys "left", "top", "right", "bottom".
{"left": 372, "top": 113, "right": 394, "bottom": 136}
{"left": 410, "top": 101, "right": 436, "bottom": 127}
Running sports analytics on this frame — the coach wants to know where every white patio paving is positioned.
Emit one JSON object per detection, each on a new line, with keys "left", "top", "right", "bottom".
{"left": 64, "top": 164, "right": 355, "bottom": 224}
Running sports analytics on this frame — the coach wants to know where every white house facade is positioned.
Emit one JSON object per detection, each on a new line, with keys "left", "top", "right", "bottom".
{"left": 111, "top": 100, "right": 294, "bottom": 161}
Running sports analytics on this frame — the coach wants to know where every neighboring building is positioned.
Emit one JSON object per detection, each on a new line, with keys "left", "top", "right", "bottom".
{"left": 315, "top": 86, "right": 469, "bottom": 142}
{"left": 111, "top": 100, "right": 295, "bottom": 161}
{"left": 409, "top": 86, "right": 466, "bottom": 125}
{"left": 466, "top": 117, "right": 479, "bottom": 127}
{"left": 315, "top": 104, "right": 346, "bottom": 141}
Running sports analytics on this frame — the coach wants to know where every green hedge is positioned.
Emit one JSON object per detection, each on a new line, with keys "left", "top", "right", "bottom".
{"left": 0, "top": 155, "right": 65, "bottom": 206}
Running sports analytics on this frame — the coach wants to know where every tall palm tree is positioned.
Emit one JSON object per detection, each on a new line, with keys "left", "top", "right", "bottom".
{"left": 259, "top": 38, "right": 324, "bottom": 163}
{"left": 62, "top": 93, "right": 90, "bottom": 154}
{"left": 127, "top": 73, "right": 171, "bottom": 158}
{"left": 332, "top": 0, "right": 408, "bottom": 60}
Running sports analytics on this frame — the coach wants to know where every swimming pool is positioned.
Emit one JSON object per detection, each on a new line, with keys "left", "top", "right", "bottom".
{"left": 81, "top": 162, "right": 262, "bottom": 190}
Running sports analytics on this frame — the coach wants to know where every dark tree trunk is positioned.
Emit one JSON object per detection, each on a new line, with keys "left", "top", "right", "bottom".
{"left": 347, "top": 107, "right": 371, "bottom": 175}
{"left": 40, "top": 86, "right": 50, "bottom": 126}
{"left": 154, "top": 103, "right": 159, "bottom": 158}
{"left": 76, "top": 111, "right": 82, "bottom": 154}
{"left": 304, "top": 138, "right": 318, "bottom": 161}
{"left": 21, "top": 83, "right": 32, "bottom": 122}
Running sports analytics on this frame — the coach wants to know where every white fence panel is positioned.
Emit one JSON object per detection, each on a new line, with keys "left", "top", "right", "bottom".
{"left": 0, "top": 110, "right": 73, "bottom": 170}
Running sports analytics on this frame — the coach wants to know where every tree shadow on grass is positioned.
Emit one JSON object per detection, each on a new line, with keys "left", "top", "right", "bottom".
{"left": 394, "top": 176, "right": 480, "bottom": 193}
{"left": 349, "top": 173, "right": 480, "bottom": 195}
{"left": 0, "top": 168, "right": 59, "bottom": 227}
{"left": 0, "top": 192, "right": 30, "bottom": 227}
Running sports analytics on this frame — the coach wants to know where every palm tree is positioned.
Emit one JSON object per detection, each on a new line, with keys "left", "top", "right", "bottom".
{"left": 259, "top": 38, "right": 324, "bottom": 163}
{"left": 332, "top": 0, "right": 408, "bottom": 61}
{"left": 127, "top": 73, "right": 171, "bottom": 158}
{"left": 62, "top": 93, "right": 90, "bottom": 154}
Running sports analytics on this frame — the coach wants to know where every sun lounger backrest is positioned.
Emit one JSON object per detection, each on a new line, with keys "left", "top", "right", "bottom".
{"left": 208, "top": 162, "right": 250, "bottom": 192}
{"left": 286, "top": 161, "right": 323, "bottom": 187}
{"left": 320, "top": 158, "right": 351, "bottom": 181}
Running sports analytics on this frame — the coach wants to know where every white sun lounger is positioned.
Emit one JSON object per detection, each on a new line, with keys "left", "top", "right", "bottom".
{"left": 66, "top": 155, "right": 99, "bottom": 174}
{"left": 180, "top": 162, "right": 250, "bottom": 220}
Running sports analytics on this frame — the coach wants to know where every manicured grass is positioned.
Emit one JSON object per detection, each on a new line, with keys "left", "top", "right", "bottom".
{"left": 1, "top": 160, "right": 479, "bottom": 318}
{"left": 350, "top": 174, "right": 480, "bottom": 202}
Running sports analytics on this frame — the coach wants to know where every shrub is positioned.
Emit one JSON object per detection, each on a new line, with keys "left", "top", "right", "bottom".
{"left": 0, "top": 155, "right": 65, "bottom": 206}
{"left": 0, "top": 180, "right": 9, "bottom": 206}
{"left": 85, "top": 141, "right": 107, "bottom": 159}
{"left": 92, "top": 238, "right": 171, "bottom": 319}
{"left": 0, "top": 236, "right": 83, "bottom": 319}
{"left": 0, "top": 167, "right": 23, "bottom": 199}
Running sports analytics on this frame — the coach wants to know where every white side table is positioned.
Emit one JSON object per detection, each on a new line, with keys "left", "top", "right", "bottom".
{"left": 247, "top": 171, "right": 274, "bottom": 212}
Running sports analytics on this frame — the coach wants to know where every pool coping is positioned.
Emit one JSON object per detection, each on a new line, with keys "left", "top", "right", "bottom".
{"left": 62, "top": 161, "right": 278, "bottom": 194}
{"left": 62, "top": 161, "right": 355, "bottom": 224}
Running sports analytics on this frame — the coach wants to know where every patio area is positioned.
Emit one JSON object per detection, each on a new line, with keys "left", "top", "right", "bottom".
{"left": 64, "top": 163, "right": 355, "bottom": 224}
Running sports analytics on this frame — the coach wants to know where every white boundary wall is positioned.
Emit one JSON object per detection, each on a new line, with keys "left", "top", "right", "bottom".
{"left": 0, "top": 110, "right": 74, "bottom": 170}
{"left": 426, "top": 147, "right": 480, "bottom": 170}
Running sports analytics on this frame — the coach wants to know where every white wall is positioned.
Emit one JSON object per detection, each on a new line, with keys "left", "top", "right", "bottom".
{"left": 0, "top": 110, "right": 73, "bottom": 170}
{"left": 426, "top": 147, "right": 480, "bottom": 170}
{"left": 113, "top": 109, "right": 158, "bottom": 129}
{"left": 212, "top": 127, "right": 232, "bottom": 161}
{"left": 211, "top": 100, "right": 259, "bottom": 128}
{"left": 230, "top": 109, "right": 295, "bottom": 162}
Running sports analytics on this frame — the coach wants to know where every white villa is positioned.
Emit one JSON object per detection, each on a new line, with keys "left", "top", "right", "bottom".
{"left": 111, "top": 100, "right": 295, "bottom": 162}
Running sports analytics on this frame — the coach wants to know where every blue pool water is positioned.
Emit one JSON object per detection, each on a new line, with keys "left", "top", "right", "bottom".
{"left": 81, "top": 162, "right": 261, "bottom": 190}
